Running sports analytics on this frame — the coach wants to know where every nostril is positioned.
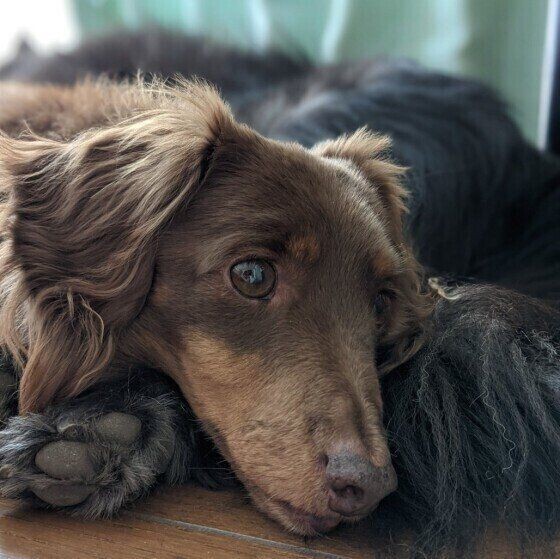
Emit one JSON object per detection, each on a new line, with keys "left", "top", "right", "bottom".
{"left": 334, "top": 484, "right": 364, "bottom": 502}
{"left": 325, "top": 452, "right": 397, "bottom": 517}
{"left": 328, "top": 478, "right": 367, "bottom": 516}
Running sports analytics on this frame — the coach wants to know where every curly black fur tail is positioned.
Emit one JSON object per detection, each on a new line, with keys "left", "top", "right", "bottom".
{"left": 379, "top": 284, "right": 560, "bottom": 558}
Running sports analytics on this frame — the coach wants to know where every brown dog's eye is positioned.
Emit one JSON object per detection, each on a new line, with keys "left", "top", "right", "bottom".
{"left": 230, "top": 259, "right": 276, "bottom": 299}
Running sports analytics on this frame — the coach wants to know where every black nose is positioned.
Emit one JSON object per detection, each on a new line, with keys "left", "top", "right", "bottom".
{"left": 326, "top": 453, "right": 397, "bottom": 516}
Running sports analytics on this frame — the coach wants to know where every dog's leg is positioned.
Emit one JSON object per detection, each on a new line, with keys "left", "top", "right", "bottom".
{"left": 0, "top": 369, "right": 208, "bottom": 517}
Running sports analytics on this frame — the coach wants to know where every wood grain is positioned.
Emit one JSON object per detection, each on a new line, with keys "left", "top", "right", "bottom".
{"left": 0, "top": 487, "right": 558, "bottom": 559}
{"left": 131, "top": 484, "right": 384, "bottom": 558}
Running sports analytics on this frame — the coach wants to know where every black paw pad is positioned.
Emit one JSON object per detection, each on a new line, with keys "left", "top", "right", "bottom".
{"left": 35, "top": 441, "right": 96, "bottom": 480}
{"left": 32, "top": 483, "right": 94, "bottom": 507}
{"left": 30, "top": 413, "right": 143, "bottom": 508}
{"left": 95, "top": 412, "right": 142, "bottom": 446}
{"left": 32, "top": 441, "right": 97, "bottom": 507}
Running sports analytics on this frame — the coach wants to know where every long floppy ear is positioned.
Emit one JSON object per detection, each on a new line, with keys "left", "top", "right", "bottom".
{"left": 313, "top": 128, "right": 433, "bottom": 375}
{"left": 0, "top": 82, "right": 234, "bottom": 413}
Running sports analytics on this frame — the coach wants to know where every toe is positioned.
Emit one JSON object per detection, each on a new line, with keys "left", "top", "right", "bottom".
{"left": 35, "top": 441, "right": 96, "bottom": 480}
{"left": 32, "top": 484, "right": 94, "bottom": 507}
{"left": 96, "top": 412, "right": 141, "bottom": 446}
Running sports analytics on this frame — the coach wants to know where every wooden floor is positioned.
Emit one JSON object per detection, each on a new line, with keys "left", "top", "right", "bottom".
{"left": 0, "top": 485, "right": 558, "bottom": 558}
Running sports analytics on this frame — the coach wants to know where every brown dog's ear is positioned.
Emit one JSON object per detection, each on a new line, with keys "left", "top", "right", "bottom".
{"left": 312, "top": 128, "right": 408, "bottom": 244}
{"left": 0, "top": 82, "right": 234, "bottom": 413}
{"left": 314, "top": 128, "right": 432, "bottom": 375}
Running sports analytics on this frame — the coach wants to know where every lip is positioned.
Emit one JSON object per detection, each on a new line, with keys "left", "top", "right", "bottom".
{"left": 275, "top": 499, "right": 341, "bottom": 534}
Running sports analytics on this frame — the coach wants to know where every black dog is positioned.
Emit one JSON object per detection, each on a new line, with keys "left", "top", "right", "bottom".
{"left": 1, "top": 30, "right": 559, "bottom": 558}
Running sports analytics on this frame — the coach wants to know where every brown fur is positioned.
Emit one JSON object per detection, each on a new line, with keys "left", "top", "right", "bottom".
{"left": 0, "top": 78, "right": 432, "bottom": 534}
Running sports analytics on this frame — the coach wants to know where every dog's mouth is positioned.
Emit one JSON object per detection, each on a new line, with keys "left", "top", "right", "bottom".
{"left": 273, "top": 499, "right": 342, "bottom": 534}
{"left": 261, "top": 495, "right": 373, "bottom": 536}
{"left": 203, "top": 443, "right": 341, "bottom": 535}
{"left": 246, "top": 484, "right": 372, "bottom": 536}
{"left": 196, "top": 425, "right": 383, "bottom": 535}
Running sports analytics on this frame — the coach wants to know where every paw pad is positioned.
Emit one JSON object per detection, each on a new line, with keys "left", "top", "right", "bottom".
{"left": 95, "top": 412, "right": 142, "bottom": 446}
{"left": 32, "top": 484, "right": 94, "bottom": 507}
{"left": 29, "top": 412, "right": 143, "bottom": 507}
{"left": 35, "top": 441, "right": 96, "bottom": 480}
{"left": 0, "top": 402, "right": 173, "bottom": 514}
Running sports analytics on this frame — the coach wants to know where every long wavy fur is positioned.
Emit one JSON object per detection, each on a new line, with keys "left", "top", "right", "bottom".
{"left": 377, "top": 284, "right": 560, "bottom": 557}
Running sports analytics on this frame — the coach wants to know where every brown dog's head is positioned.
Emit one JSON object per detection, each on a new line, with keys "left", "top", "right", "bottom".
{"left": 0, "top": 80, "right": 430, "bottom": 534}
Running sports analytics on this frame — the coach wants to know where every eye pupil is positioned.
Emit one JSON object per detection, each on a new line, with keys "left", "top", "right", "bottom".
{"left": 231, "top": 259, "right": 276, "bottom": 299}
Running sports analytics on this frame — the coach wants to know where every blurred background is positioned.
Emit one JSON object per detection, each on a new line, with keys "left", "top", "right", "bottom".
{"left": 0, "top": 0, "right": 557, "bottom": 146}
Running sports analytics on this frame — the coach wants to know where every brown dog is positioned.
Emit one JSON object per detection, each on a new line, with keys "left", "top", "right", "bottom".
{"left": 0, "top": 79, "right": 430, "bottom": 534}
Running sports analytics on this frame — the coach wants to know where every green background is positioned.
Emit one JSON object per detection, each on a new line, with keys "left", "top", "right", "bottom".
{"left": 71, "top": 0, "right": 549, "bottom": 142}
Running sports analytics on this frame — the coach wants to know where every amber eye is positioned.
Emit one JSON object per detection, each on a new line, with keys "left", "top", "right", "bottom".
{"left": 230, "top": 259, "right": 276, "bottom": 299}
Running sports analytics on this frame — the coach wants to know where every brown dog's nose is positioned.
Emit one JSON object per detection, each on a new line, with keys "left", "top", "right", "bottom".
{"left": 326, "top": 453, "right": 397, "bottom": 516}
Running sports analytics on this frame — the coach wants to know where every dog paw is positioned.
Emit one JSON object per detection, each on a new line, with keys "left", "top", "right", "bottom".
{"left": 33, "top": 412, "right": 141, "bottom": 506}
{"left": 0, "top": 408, "right": 170, "bottom": 516}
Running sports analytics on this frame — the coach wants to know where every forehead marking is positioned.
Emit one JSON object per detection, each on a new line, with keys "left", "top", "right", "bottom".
{"left": 286, "top": 233, "right": 321, "bottom": 263}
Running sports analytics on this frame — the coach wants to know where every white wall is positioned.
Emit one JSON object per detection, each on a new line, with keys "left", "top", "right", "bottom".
{"left": 0, "top": 0, "right": 78, "bottom": 65}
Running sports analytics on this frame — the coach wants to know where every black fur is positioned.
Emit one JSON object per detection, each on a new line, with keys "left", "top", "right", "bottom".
{"left": 0, "top": 368, "right": 230, "bottom": 517}
{"left": 0, "top": 28, "right": 309, "bottom": 96}
{"left": 378, "top": 284, "right": 560, "bottom": 557}
{"left": 1, "top": 29, "right": 560, "bottom": 558}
